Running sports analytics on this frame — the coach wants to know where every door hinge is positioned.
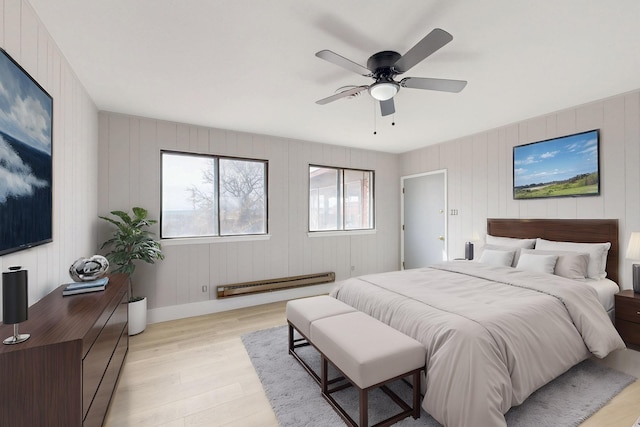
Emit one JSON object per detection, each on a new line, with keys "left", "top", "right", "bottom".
{"left": 402, "top": 224, "right": 405, "bottom": 231}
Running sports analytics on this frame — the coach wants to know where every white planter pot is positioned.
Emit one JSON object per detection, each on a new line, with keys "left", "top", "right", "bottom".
{"left": 128, "top": 297, "right": 147, "bottom": 336}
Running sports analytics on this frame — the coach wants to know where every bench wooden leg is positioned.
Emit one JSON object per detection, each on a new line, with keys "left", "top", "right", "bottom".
{"left": 321, "top": 355, "right": 328, "bottom": 395}
{"left": 359, "top": 388, "right": 368, "bottom": 427}
{"left": 288, "top": 323, "right": 294, "bottom": 352}
{"left": 412, "top": 370, "right": 420, "bottom": 419}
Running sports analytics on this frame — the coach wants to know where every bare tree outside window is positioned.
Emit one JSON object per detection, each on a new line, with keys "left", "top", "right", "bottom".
{"left": 161, "top": 151, "right": 267, "bottom": 238}
{"left": 219, "top": 158, "right": 266, "bottom": 235}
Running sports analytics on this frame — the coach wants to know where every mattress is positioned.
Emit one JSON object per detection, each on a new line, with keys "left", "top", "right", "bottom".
{"left": 582, "top": 277, "right": 619, "bottom": 313}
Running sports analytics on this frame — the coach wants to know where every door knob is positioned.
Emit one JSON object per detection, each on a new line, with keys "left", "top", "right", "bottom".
{"left": 438, "top": 236, "right": 444, "bottom": 241}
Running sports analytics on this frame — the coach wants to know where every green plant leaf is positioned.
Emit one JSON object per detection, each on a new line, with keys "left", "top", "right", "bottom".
{"left": 99, "top": 207, "right": 164, "bottom": 300}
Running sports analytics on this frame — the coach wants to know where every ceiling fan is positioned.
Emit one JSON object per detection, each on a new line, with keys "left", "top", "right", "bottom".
{"left": 315, "top": 28, "right": 467, "bottom": 116}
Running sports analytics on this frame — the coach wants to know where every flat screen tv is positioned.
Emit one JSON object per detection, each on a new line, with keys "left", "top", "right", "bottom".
{"left": 0, "top": 48, "right": 53, "bottom": 256}
{"left": 513, "top": 129, "right": 600, "bottom": 200}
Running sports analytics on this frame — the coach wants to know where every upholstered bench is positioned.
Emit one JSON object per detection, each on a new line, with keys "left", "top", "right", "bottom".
{"left": 286, "top": 295, "right": 357, "bottom": 383}
{"left": 310, "top": 311, "right": 426, "bottom": 427}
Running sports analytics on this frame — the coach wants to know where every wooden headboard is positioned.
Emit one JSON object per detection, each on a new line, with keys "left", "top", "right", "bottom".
{"left": 486, "top": 218, "right": 619, "bottom": 284}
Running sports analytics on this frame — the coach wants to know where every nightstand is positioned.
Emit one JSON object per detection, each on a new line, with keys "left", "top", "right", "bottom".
{"left": 614, "top": 290, "right": 640, "bottom": 348}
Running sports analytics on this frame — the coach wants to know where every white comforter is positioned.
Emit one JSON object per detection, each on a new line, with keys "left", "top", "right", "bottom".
{"left": 330, "top": 261, "right": 625, "bottom": 427}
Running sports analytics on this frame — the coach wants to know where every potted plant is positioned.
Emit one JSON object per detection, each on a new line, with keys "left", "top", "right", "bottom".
{"left": 100, "top": 207, "right": 164, "bottom": 335}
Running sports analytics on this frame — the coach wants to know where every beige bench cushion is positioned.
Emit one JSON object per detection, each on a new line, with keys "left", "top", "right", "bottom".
{"left": 286, "top": 295, "right": 356, "bottom": 338}
{"left": 310, "top": 311, "right": 426, "bottom": 389}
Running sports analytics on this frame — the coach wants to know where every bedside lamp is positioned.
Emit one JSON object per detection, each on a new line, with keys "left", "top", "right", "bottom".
{"left": 2, "top": 267, "right": 30, "bottom": 345}
{"left": 626, "top": 232, "right": 640, "bottom": 293}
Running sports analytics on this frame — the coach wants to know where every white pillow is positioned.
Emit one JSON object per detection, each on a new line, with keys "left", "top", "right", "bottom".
{"left": 483, "top": 244, "right": 525, "bottom": 267}
{"left": 521, "top": 248, "right": 589, "bottom": 280}
{"left": 534, "top": 238, "right": 611, "bottom": 280}
{"left": 478, "top": 249, "right": 515, "bottom": 267}
{"left": 516, "top": 253, "right": 558, "bottom": 275}
{"left": 486, "top": 235, "right": 536, "bottom": 249}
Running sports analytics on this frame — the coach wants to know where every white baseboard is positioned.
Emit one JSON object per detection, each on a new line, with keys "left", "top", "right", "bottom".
{"left": 146, "top": 283, "right": 335, "bottom": 324}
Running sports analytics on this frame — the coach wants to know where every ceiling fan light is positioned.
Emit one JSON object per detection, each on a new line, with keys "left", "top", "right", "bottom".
{"left": 368, "top": 81, "right": 399, "bottom": 101}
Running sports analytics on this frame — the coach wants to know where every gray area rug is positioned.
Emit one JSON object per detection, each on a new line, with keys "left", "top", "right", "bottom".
{"left": 242, "top": 325, "right": 636, "bottom": 427}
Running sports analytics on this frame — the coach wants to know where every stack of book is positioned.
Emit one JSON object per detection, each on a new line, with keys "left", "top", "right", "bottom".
{"left": 62, "top": 277, "right": 109, "bottom": 296}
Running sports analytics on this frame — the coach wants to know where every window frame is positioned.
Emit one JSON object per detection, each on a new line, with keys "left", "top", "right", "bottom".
{"left": 160, "top": 150, "right": 269, "bottom": 240}
{"left": 308, "top": 164, "right": 375, "bottom": 233}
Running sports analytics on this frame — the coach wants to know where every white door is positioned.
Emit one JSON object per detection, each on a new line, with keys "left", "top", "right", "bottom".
{"left": 401, "top": 170, "right": 447, "bottom": 269}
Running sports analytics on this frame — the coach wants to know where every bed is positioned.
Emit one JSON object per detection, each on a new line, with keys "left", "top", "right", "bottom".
{"left": 330, "top": 218, "right": 625, "bottom": 427}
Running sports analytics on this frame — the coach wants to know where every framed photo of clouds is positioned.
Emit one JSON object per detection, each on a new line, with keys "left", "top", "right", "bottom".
{"left": 0, "top": 48, "right": 53, "bottom": 256}
{"left": 513, "top": 130, "right": 600, "bottom": 200}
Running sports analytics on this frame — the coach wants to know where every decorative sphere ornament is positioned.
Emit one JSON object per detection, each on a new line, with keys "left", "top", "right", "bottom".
{"left": 69, "top": 255, "right": 109, "bottom": 282}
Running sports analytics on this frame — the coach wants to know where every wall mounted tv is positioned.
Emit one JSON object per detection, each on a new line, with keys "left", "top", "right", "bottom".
{"left": 513, "top": 129, "right": 600, "bottom": 200}
{"left": 0, "top": 48, "right": 53, "bottom": 256}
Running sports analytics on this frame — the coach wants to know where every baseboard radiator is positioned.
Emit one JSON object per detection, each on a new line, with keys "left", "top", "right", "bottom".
{"left": 217, "top": 272, "right": 335, "bottom": 298}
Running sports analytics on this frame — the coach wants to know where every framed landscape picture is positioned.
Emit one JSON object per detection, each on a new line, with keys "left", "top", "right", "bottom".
{"left": 513, "top": 130, "right": 600, "bottom": 200}
{"left": 0, "top": 48, "right": 53, "bottom": 256}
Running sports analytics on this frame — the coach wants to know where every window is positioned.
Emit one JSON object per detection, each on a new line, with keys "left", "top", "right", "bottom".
{"left": 309, "top": 165, "right": 374, "bottom": 232}
{"left": 161, "top": 151, "right": 267, "bottom": 238}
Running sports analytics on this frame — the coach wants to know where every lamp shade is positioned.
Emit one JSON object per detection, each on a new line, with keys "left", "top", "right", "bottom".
{"left": 626, "top": 232, "right": 640, "bottom": 260}
{"left": 2, "top": 268, "right": 28, "bottom": 325}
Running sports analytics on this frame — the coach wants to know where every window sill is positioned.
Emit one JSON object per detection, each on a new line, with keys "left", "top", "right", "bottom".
{"left": 161, "top": 234, "right": 271, "bottom": 246}
{"left": 307, "top": 229, "right": 376, "bottom": 238}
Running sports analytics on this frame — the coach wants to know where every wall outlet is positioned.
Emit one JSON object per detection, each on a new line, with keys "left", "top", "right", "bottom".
{"left": 202, "top": 285, "right": 208, "bottom": 293}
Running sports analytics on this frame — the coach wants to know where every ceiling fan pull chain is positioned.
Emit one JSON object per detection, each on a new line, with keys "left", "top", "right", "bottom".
{"left": 373, "top": 100, "right": 377, "bottom": 135}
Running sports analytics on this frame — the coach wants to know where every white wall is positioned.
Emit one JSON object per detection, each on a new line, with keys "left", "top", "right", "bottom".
{"left": 0, "top": 0, "right": 99, "bottom": 316}
{"left": 98, "top": 112, "right": 400, "bottom": 322}
{"left": 401, "top": 90, "right": 640, "bottom": 290}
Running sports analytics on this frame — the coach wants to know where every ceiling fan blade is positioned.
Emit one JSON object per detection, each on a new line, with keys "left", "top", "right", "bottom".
{"left": 401, "top": 77, "right": 467, "bottom": 93}
{"left": 316, "top": 50, "right": 372, "bottom": 76}
{"left": 393, "top": 28, "right": 453, "bottom": 73}
{"left": 380, "top": 98, "right": 395, "bottom": 116}
{"left": 316, "top": 86, "right": 368, "bottom": 105}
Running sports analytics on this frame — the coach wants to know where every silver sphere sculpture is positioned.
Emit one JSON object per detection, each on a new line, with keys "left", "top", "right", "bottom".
{"left": 69, "top": 255, "right": 109, "bottom": 282}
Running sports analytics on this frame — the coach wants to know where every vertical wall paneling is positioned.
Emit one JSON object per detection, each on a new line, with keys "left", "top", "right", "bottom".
{"left": 504, "top": 124, "right": 520, "bottom": 219}
{"left": 486, "top": 130, "right": 500, "bottom": 218}
{"left": 19, "top": 0, "right": 36, "bottom": 70}
{"left": 4, "top": 0, "right": 20, "bottom": 54}
{"left": 99, "top": 111, "right": 401, "bottom": 321}
{"left": 400, "top": 90, "right": 640, "bottom": 289}
{"left": 575, "top": 103, "right": 605, "bottom": 218}
{"left": 128, "top": 118, "right": 141, "bottom": 204}
{"left": 138, "top": 118, "right": 158, "bottom": 212}
{"left": 623, "top": 93, "right": 640, "bottom": 288}
{"left": 603, "top": 97, "right": 626, "bottom": 222}
{"left": 0, "top": 0, "right": 5, "bottom": 46}
{"left": 472, "top": 134, "right": 488, "bottom": 239}
{"left": 0, "top": 0, "right": 98, "bottom": 317}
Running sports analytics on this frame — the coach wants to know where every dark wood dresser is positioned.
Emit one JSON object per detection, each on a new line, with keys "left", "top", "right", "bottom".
{"left": 0, "top": 273, "right": 129, "bottom": 427}
{"left": 614, "top": 289, "right": 640, "bottom": 348}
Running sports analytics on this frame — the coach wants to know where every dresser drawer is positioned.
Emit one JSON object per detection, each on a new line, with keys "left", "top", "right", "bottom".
{"left": 84, "top": 327, "right": 128, "bottom": 427}
{"left": 82, "top": 291, "right": 128, "bottom": 418}
{"left": 615, "top": 296, "right": 640, "bottom": 324}
{"left": 83, "top": 286, "right": 128, "bottom": 357}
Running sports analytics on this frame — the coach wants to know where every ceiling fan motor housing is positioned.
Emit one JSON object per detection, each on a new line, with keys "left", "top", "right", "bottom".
{"left": 367, "top": 51, "right": 402, "bottom": 78}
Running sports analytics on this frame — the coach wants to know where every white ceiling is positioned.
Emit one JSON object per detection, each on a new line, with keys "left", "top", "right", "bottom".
{"left": 29, "top": 0, "right": 640, "bottom": 154}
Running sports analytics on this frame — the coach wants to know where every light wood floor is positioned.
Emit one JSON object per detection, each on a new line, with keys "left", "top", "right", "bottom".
{"left": 104, "top": 300, "right": 640, "bottom": 427}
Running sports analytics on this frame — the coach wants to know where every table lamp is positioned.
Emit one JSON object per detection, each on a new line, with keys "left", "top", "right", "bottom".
{"left": 626, "top": 232, "right": 640, "bottom": 293}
